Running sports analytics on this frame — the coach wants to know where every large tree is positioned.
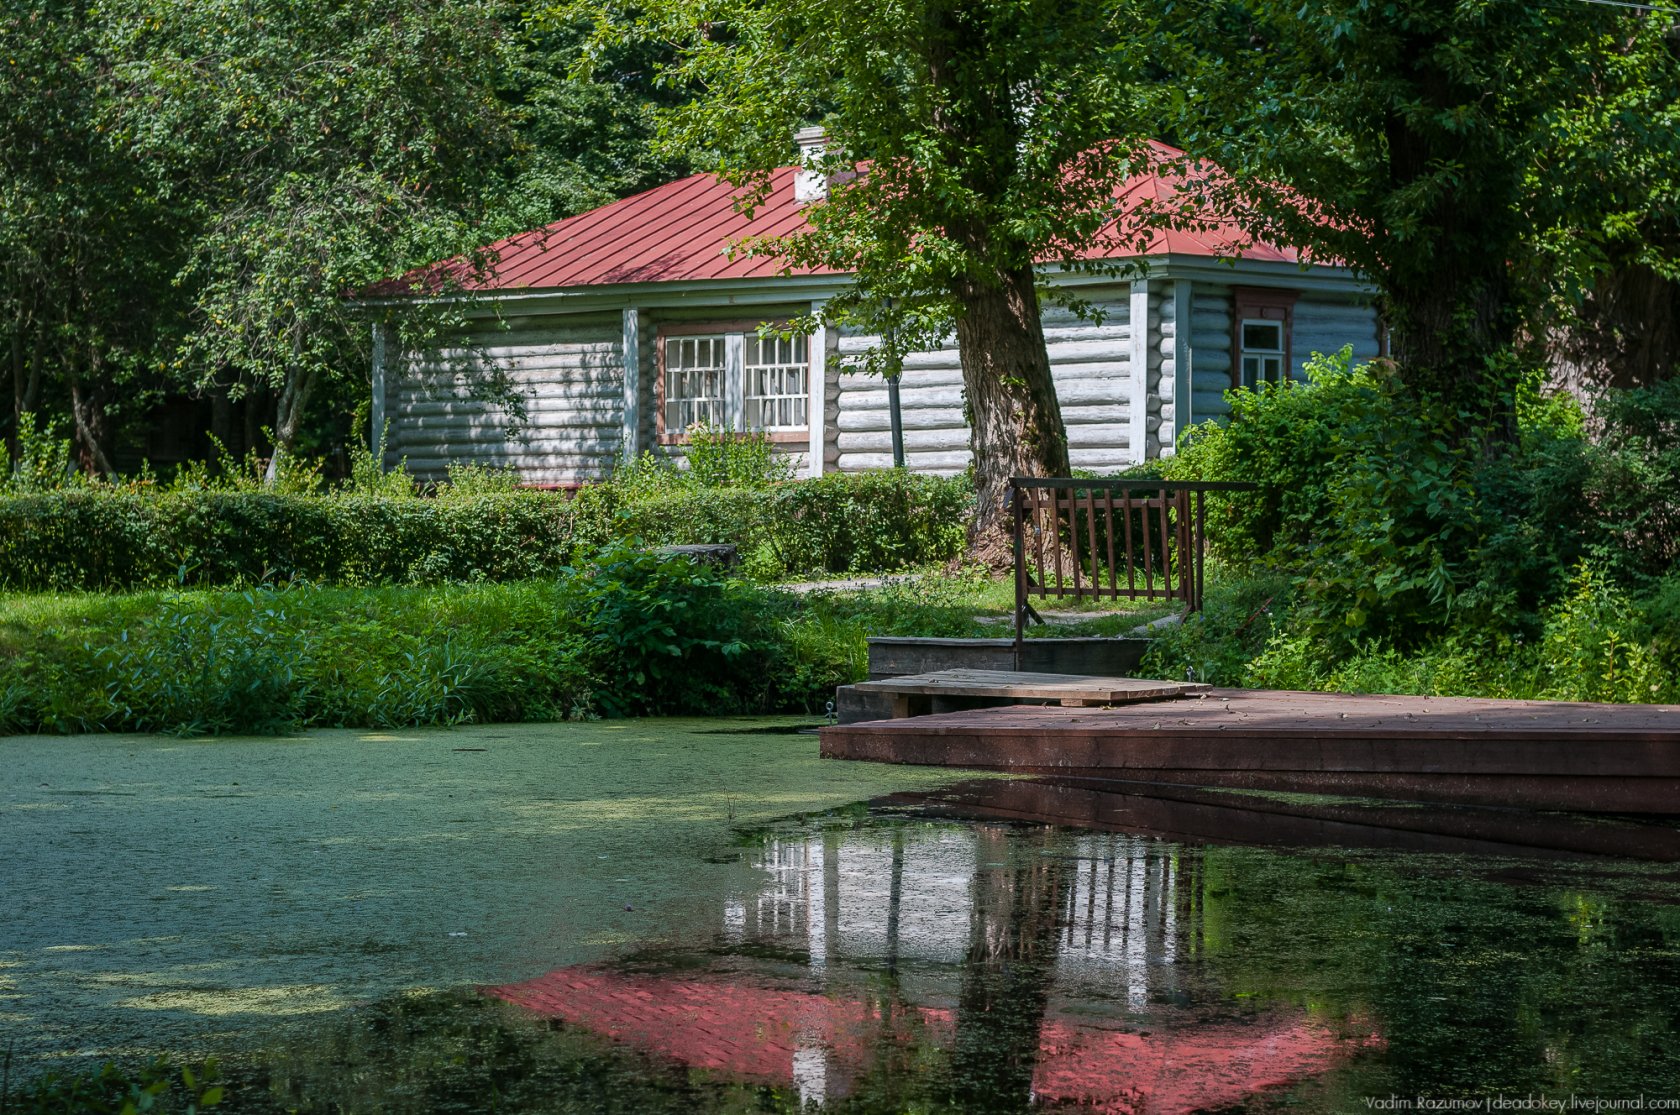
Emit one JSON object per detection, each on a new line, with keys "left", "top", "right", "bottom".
{"left": 1530, "top": 15, "right": 1680, "bottom": 390}
{"left": 97, "top": 0, "right": 525, "bottom": 478}
{"left": 1173, "top": 0, "right": 1673, "bottom": 430}
{"left": 0, "top": 0, "right": 188, "bottom": 473}
{"left": 570, "top": 0, "right": 1162, "bottom": 547}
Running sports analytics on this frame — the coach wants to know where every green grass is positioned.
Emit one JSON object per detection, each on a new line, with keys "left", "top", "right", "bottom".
{"left": 0, "top": 568, "right": 1184, "bottom": 738}
{"left": 785, "top": 565, "right": 1181, "bottom": 640}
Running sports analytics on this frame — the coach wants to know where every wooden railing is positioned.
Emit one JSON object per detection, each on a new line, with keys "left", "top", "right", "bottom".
{"left": 1010, "top": 478, "right": 1256, "bottom": 664}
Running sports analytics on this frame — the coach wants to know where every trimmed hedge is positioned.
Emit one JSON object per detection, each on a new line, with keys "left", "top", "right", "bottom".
{"left": 0, "top": 471, "right": 972, "bottom": 590}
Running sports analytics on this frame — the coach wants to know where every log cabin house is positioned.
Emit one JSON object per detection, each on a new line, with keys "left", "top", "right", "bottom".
{"left": 369, "top": 136, "right": 1381, "bottom": 485}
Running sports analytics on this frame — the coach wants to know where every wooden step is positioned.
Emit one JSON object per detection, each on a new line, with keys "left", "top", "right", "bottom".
{"left": 846, "top": 668, "right": 1209, "bottom": 720}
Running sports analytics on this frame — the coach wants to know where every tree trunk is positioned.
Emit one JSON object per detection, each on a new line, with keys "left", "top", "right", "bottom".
{"left": 1386, "top": 260, "right": 1520, "bottom": 432}
{"left": 23, "top": 331, "right": 43, "bottom": 415}
{"left": 265, "top": 368, "right": 316, "bottom": 484}
{"left": 1549, "top": 253, "right": 1680, "bottom": 391}
{"left": 68, "top": 366, "right": 116, "bottom": 477}
{"left": 955, "top": 264, "right": 1071, "bottom": 559}
{"left": 922, "top": 0, "right": 1072, "bottom": 560}
{"left": 8, "top": 326, "right": 21, "bottom": 466}
{"left": 947, "top": 825, "right": 1066, "bottom": 1110}
{"left": 209, "top": 384, "right": 237, "bottom": 457}
{"left": 1372, "top": 49, "right": 1529, "bottom": 438}
{"left": 243, "top": 381, "right": 265, "bottom": 466}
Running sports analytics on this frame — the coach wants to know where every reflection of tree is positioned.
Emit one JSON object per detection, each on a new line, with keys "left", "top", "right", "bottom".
{"left": 948, "top": 824, "right": 1070, "bottom": 1111}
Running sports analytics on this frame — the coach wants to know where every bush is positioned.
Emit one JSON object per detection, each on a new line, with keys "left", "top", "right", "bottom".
{"left": 1164, "top": 349, "right": 1676, "bottom": 654}
{"left": 0, "top": 542, "right": 867, "bottom": 734}
{"left": 0, "top": 471, "right": 972, "bottom": 591}
{"left": 557, "top": 540, "right": 790, "bottom": 715}
{"left": 1149, "top": 564, "right": 1678, "bottom": 704}
{"left": 11, "top": 1056, "right": 224, "bottom": 1114}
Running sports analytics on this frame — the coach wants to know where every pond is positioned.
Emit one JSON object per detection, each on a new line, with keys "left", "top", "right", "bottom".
{"left": 5, "top": 720, "right": 1680, "bottom": 1112}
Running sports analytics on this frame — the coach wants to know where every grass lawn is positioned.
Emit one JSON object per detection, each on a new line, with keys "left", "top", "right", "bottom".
{"left": 0, "top": 570, "right": 1180, "bottom": 736}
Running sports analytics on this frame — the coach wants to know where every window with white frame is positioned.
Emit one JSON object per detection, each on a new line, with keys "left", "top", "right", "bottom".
{"left": 744, "top": 334, "right": 809, "bottom": 431}
{"left": 1239, "top": 319, "right": 1286, "bottom": 388}
{"left": 663, "top": 334, "right": 729, "bottom": 433}
{"left": 660, "top": 326, "right": 810, "bottom": 440}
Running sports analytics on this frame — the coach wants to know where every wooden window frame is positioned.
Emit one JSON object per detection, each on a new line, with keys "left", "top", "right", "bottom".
{"left": 655, "top": 320, "right": 812, "bottom": 445}
{"left": 1231, "top": 287, "right": 1299, "bottom": 388}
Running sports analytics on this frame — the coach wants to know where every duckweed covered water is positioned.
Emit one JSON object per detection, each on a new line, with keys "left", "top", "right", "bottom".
{"left": 6, "top": 722, "right": 1680, "bottom": 1112}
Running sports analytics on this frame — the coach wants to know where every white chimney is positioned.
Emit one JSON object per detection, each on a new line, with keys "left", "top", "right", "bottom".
{"left": 794, "top": 126, "right": 828, "bottom": 204}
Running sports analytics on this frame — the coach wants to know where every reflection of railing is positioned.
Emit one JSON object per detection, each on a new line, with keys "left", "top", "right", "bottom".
{"left": 1010, "top": 478, "right": 1256, "bottom": 662}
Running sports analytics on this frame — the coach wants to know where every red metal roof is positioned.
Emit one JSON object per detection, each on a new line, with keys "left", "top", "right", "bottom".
{"left": 378, "top": 142, "right": 1300, "bottom": 296}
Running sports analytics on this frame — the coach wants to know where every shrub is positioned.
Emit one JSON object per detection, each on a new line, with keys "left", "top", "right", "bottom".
{"left": 11, "top": 1056, "right": 224, "bottom": 1114}
{"left": 683, "top": 423, "right": 796, "bottom": 489}
{"left": 557, "top": 540, "right": 790, "bottom": 715}
{"left": 1166, "top": 350, "right": 1649, "bottom": 652}
{"left": 0, "top": 471, "right": 972, "bottom": 591}
{"left": 1139, "top": 570, "right": 1295, "bottom": 686}
{"left": 0, "top": 552, "right": 852, "bottom": 734}
{"left": 1536, "top": 563, "right": 1668, "bottom": 703}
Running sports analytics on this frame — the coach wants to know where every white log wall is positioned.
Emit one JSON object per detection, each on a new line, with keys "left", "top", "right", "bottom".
{"left": 389, "top": 314, "right": 624, "bottom": 484}
{"left": 383, "top": 285, "right": 1382, "bottom": 483}
{"left": 832, "top": 289, "right": 1136, "bottom": 474}
{"left": 1143, "top": 288, "right": 1168, "bottom": 457}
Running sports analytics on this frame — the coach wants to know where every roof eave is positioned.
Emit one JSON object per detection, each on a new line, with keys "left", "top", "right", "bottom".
{"left": 355, "top": 254, "right": 1373, "bottom": 316}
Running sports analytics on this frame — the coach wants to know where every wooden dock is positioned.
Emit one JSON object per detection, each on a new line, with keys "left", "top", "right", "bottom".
{"left": 820, "top": 687, "right": 1680, "bottom": 813}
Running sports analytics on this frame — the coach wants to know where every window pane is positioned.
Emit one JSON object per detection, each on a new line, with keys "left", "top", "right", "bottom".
{"left": 743, "top": 332, "right": 809, "bottom": 431}
{"left": 664, "top": 335, "right": 728, "bottom": 435}
{"left": 1242, "top": 321, "right": 1283, "bottom": 351}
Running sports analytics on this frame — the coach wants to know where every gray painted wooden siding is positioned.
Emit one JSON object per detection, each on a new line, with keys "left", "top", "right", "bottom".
{"left": 833, "top": 292, "right": 1136, "bottom": 474}
{"left": 1188, "top": 284, "right": 1235, "bottom": 421}
{"left": 391, "top": 317, "right": 625, "bottom": 484}
{"left": 1292, "top": 297, "right": 1382, "bottom": 377}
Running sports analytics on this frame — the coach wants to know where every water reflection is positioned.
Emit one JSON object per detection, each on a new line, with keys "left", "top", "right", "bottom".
{"left": 219, "top": 788, "right": 1680, "bottom": 1112}
{"left": 492, "top": 820, "right": 1386, "bottom": 1112}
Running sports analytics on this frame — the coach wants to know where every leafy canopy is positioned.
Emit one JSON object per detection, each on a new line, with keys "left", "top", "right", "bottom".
{"left": 563, "top": 0, "right": 1168, "bottom": 362}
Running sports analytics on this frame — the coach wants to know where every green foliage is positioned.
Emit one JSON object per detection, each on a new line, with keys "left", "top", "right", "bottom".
{"left": 558, "top": 540, "right": 788, "bottom": 715}
{"left": 1138, "top": 570, "right": 1294, "bottom": 687}
{"left": 1167, "top": 350, "right": 1653, "bottom": 651}
{"left": 1535, "top": 564, "right": 1668, "bottom": 704}
{"left": 609, "top": 425, "right": 794, "bottom": 494}
{"left": 574, "top": 0, "right": 1163, "bottom": 366}
{"left": 14, "top": 1057, "right": 223, "bottom": 1115}
{"left": 167, "top": 436, "right": 326, "bottom": 496}
{"left": 0, "top": 469, "right": 971, "bottom": 591}
{"left": 1149, "top": 566, "right": 1678, "bottom": 705}
{"left": 1155, "top": 348, "right": 1680, "bottom": 701}
{"left": 0, "top": 566, "right": 807, "bottom": 734}
{"left": 1, "top": 0, "right": 683, "bottom": 475}
{"left": 1583, "top": 379, "right": 1680, "bottom": 582}
{"left": 98, "top": 0, "right": 524, "bottom": 467}
{"left": 0, "top": 412, "right": 77, "bottom": 493}
{"left": 682, "top": 424, "right": 795, "bottom": 490}
{"left": 1174, "top": 0, "right": 1677, "bottom": 422}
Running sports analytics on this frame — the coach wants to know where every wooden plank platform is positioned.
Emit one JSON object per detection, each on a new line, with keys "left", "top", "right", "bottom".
{"left": 820, "top": 688, "right": 1680, "bottom": 813}
{"left": 848, "top": 669, "right": 1208, "bottom": 720}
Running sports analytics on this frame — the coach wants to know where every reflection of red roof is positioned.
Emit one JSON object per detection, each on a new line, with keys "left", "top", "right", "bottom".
{"left": 488, "top": 966, "right": 1380, "bottom": 1114}
{"left": 375, "top": 142, "right": 1302, "bottom": 296}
